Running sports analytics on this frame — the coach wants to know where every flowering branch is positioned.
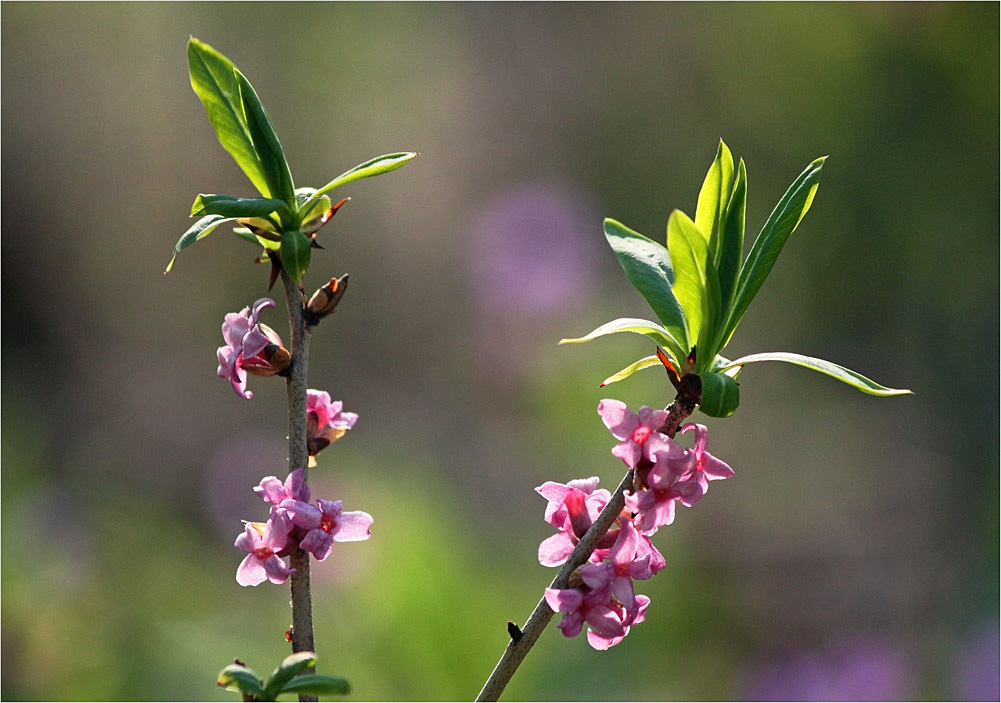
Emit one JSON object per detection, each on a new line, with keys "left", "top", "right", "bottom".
{"left": 280, "top": 271, "right": 316, "bottom": 688}
{"left": 476, "top": 399, "right": 692, "bottom": 701}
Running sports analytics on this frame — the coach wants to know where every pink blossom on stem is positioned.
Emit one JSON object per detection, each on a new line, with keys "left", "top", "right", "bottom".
{"left": 217, "top": 298, "right": 289, "bottom": 399}
{"left": 580, "top": 518, "right": 653, "bottom": 613}
{"left": 254, "top": 468, "right": 310, "bottom": 507}
{"left": 234, "top": 514, "right": 295, "bottom": 586}
{"left": 586, "top": 594, "right": 651, "bottom": 651}
{"left": 597, "top": 399, "right": 676, "bottom": 469}
{"left": 666, "top": 422, "right": 735, "bottom": 505}
{"left": 281, "top": 497, "right": 373, "bottom": 562}
{"left": 306, "top": 389, "right": 358, "bottom": 457}
{"left": 545, "top": 585, "right": 624, "bottom": 642}
{"left": 536, "top": 478, "right": 616, "bottom": 567}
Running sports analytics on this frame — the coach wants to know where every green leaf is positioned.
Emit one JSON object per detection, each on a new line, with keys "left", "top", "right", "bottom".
{"left": 308, "top": 152, "right": 419, "bottom": 205}
{"left": 190, "top": 193, "right": 287, "bottom": 219}
{"left": 716, "top": 158, "right": 746, "bottom": 324}
{"left": 666, "top": 210, "right": 722, "bottom": 367}
{"left": 279, "top": 674, "right": 352, "bottom": 697}
{"left": 721, "top": 156, "right": 826, "bottom": 347}
{"left": 165, "top": 214, "right": 238, "bottom": 273}
{"left": 695, "top": 139, "right": 735, "bottom": 256}
{"left": 217, "top": 663, "right": 265, "bottom": 698}
{"left": 718, "top": 351, "right": 913, "bottom": 396}
{"left": 236, "top": 69, "right": 295, "bottom": 205}
{"left": 696, "top": 371, "right": 740, "bottom": 417}
{"left": 558, "top": 317, "right": 685, "bottom": 366}
{"left": 280, "top": 229, "right": 311, "bottom": 284}
{"left": 599, "top": 355, "right": 661, "bottom": 387}
{"left": 603, "top": 218, "right": 689, "bottom": 354}
{"left": 187, "top": 38, "right": 270, "bottom": 197}
{"left": 262, "top": 652, "right": 317, "bottom": 701}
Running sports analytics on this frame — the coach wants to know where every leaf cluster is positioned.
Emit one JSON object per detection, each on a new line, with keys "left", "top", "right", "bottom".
{"left": 217, "top": 652, "right": 351, "bottom": 701}
{"left": 166, "top": 38, "right": 417, "bottom": 284}
{"left": 561, "top": 141, "right": 910, "bottom": 416}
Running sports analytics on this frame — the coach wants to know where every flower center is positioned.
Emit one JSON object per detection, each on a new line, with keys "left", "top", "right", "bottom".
{"left": 254, "top": 547, "right": 274, "bottom": 560}
{"left": 321, "top": 514, "right": 337, "bottom": 533}
{"left": 631, "top": 426, "right": 651, "bottom": 445}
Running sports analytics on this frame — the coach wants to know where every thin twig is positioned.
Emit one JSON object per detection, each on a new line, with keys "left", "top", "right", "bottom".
{"left": 475, "top": 398, "right": 691, "bottom": 701}
{"left": 281, "top": 271, "right": 317, "bottom": 703}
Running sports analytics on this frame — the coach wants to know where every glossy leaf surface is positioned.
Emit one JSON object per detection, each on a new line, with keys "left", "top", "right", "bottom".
{"left": 310, "top": 152, "right": 419, "bottom": 203}
{"left": 237, "top": 70, "right": 295, "bottom": 205}
{"left": 280, "top": 674, "right": 352, "bottom": 697}
{"left": 165, "top": 214, "right": 238, "bottom": 273}
{"left": 695, "top": 140, "right": 734, "bottom": 255}
{"left": 721, "top": 156, "right": 826, "bottom": 347}
{"left": 716, "top": 157, "right": 746, "bottom": 320}
{"left": 696, "top": 371, "right": 740, "bottom": 417}
{"left": 217, "top": 663, "right": 264, "bottom": 698}
{"left": 262, "top": 652, "right": 317, "bottom": 701}
{"left": 718, "top": 351, "right": 912, "bottom": 396}
{"left": 599, "top": 355, "right": 661, "bottom": 387}
{"left": 603, "top": 218, "right": 689, "bottom": 356}
{"left": 187, "top": 38, "right": 269, "bottom": 197}
{"left": 666, "top": 209, "right": 722, "bottom": 366}
{"left": 559, "top": 317, "right": 684, "bottom": 365}
{"left": 190, "top": 194, "right": 286, "bottom": 219}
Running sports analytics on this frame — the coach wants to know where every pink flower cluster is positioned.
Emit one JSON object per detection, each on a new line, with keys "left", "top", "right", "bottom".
{"left": 234, "top": 468, "right": 373, "bottom": 587}
{"left": 540, "top": 399, "right": 733, "bottom": 649}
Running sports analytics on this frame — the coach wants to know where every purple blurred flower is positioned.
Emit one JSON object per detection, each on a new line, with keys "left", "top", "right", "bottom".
{"left": 217, "top": 298, "right": 290, "bottom": 399}
{"left": 234, "top": 515, "right": 295, "bottom": 586}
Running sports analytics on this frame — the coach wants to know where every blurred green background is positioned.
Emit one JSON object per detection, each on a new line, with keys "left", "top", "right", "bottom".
{"left": 2, "top": 3, "right": 998, "bottom": 701}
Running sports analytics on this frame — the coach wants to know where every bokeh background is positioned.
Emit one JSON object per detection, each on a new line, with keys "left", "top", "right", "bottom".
{"left": 2, "top": 3, "right": 998, "bottom": 701}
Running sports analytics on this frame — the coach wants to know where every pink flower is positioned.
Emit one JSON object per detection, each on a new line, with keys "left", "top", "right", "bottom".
{"left": 306, "top": 389, "right": 358, "bottom": 457}
{"left": 545, "top": 585, "right": 625, "bottom": 642}
{"left": 666, "top": 423, "right": 735, "bottom": 505}
{"left": 234, "top": 514, "right": 295, "bottom": 586}
{"left": 536, "top": 478, "right": 617, "bottom": 567}
{"left": 581, "top": 519, "right": 653, "bottom": 613}
{"left": 254, "top": 468, "right": 310, "bottom": 507}
{"left": 281, "top": 497, "right": 373, "bottom": 562}
{"left": 587, "top": 594, "right": 651, "bottom": 651}
{"left": 217, "top": 298, "right": 290, "bottom": 399}
{"left": 598, "top": 399, "right": 683, "bottom": 471}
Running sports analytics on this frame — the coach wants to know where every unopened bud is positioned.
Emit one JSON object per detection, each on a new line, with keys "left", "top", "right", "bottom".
{"left": 304, "top": 274, "right": 349, "bottom": 326}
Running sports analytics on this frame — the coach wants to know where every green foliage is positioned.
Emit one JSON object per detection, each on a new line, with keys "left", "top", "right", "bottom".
{"left": 565, "top": 141, "right": 911, "bottom": 415}
{"left": 167, "top": 38, "right": 416, "bottom": 283}
{"left": 218, "top": 652, "right": 351, "bottom": 701}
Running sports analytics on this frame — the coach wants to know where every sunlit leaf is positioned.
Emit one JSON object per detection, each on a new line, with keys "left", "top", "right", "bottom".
{"left": 603, "top": 218, "right": 690, "bottom": 355}
{"left": 165, "top": 214, "right": 238, "bottom": 273}
{"left": 599, "top": 355, "right": 661, "bottom": 387}
{"left": 190, "top": 193, "right": 286, "bottom": 219}
{"left": 187, "top": 38, "right": 269, "bottom": 197}
{"left": 217, "top": 663, "right": 264, "bottom": 698}
{"left": 716, "top": 158, "right": 746, "bottom": 324}
{"left": 718, "top": 351, "right": 913, "bottom": 396}
{"left": 721, "top": 156, "right": 826, "bottom": 346}
{"left": 261, "top": 652, "right": 317, "bottom": 701}
{"left": 279, "top": 674, "right": 352, "bottom": 697}
{"left": 695, "top": 139, "right": 734, "bottom": 255}
{"left": 666, "top": 210, "right": 722, "bottom": 367}
{"left": 237, "top": 69, "right": 295, "bottom": 205}
{"left": 310, "top": 152, "right": 419, "bottom": 203}
{"left": 559, "top": 317, "right": 685, "bottom": 366}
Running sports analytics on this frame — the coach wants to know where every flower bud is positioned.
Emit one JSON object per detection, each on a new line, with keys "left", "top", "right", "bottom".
{"left": 304, "top": 274, "right": 349, "bottom": 326}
